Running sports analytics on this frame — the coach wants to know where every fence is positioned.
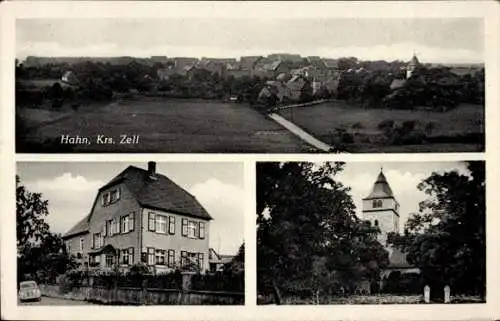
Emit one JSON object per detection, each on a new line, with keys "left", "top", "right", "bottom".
{"left": 41, "top": 271, "right": 244, "bottom": 305}
{"left": 39, "top": 284, "right": 244, "bottom": 305}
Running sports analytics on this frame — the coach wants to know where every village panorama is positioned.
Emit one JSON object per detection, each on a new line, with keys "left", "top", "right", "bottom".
{"left": 16, "top": 53, "right": 484, "bottom": 153}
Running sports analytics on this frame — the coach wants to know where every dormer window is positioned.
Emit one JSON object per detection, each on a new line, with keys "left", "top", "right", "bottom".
{"left": 101, "top": 187, "right": 121, "bottom": 206}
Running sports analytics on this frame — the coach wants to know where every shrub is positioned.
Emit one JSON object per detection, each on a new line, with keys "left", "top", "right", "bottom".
{"left": 377, "top": 119, "right": 394, "bottom": 131}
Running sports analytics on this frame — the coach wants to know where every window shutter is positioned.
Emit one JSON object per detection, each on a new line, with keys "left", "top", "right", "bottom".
{"left": 148, "top": 212, "right": 156, "bottom": 232}
{"left": 91, "top": 234, "right": 95, "bottom": 249}
{"left": 169, "top": 216, "right": 175, "bottom": 235}
{"left": 181, "top": 251, "right": 187, "bottom": 268}
{"left": 129, "top": 213, "right": 135, "bottom": 232}
{"left": 147, "top": 247, "right": 155, "bottom": 265}
{"left": 117, "top": 187, "right": 121, "bottom": 200}
{"left": 198, "top": 253, "right": 204, "bottom": 270}
{"left": 103, "top": 224, "right": 107, "bottom": 237}
{"left": 129, "top": 247, "right": 134, "bottom": 265}
{"left": 181, "top": 218, "right": 188, "bottom": 236}
{"left": 116, "top": 249, "right": 120, "bottom": 265}
{"left": 198, "top": 222, "right": 205, "bottom": 239}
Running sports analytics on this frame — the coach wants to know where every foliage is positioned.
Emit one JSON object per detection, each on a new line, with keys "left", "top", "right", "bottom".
{"left": 17, "top": 176, "right": 76, "bottom": 284}
{"left": 257, "top": 162, "right": 388, "bottom": 302}
{"left": 388, "top": 161, "right": 485, "bottom": 300}
{"left": 16, "top": 175, "right": 50, "bottom": 249}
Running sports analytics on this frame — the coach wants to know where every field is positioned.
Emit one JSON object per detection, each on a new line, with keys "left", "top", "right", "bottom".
{"left": 17, "top": 97, "right": 310, "bottom": 153}
{"left": 278, "top": 101, "right": 485, "bottom": 153}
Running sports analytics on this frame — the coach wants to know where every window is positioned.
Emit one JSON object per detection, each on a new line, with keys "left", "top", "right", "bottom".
{"left": 105, "top": 254, "right": 114, "bottom": 268}
{"left": 181, "top": 219, "right": 188, "bottom": 236}
{"left": 148, "top": 213, "right": 156, "bottom": 232}
{"left": 121, "top": 249, "right": 129, "bottom": 265}
{"left": 101, "top": 192, "right": 110, "bottom": 206}
{"left": 67, "top": 241, "right": 71, "bottom": 252}
{"left": 155, "top": 249, "right": 166, "bottom": 265}
{"left": 92, "top": 233, "right": 102, "bottom": 249}
{"left": 79, "top": 238, "right": 84, "bottom": 251}
{"left": 95, "top": 255, "right": 101, "bottom": 263}
{"left": 199, "top": 222, "right": 205, "bottom": 239}
{"left": 109, "top": 188, "right": 120, "bottom": 203}
{"left": 373, "top": 200, "right": 383, "bottom": 208}
{"left": 121, "top": 216, "right": 129, "bottom": 233}
{"left": 188, "top": 221, "right": 197, "bottom": 238}
{"left": 156, "top": 215, "right": 167, "bottom": 234}
{"left": 167, "top": 250, "right": 175, "bottom": 268}
{"left": 198, "top": 253, "right": 204, "bottom": 270}
{"left": 147, "top": 247, "right": 155, "bottom": 265}
{"left": 121, "top": 248, "right": 134, "bottom": 265}
{"left": 374, "top": 219, "right": 379, "bottom": 227}
{"left": 112, "top": 219, "right": 119, "bottom": 235}
{"left": 101, "top": 187, "right": 121, "bottom": 206}
{"left": 168, "top": 216, "right": 175, "bottom": 235}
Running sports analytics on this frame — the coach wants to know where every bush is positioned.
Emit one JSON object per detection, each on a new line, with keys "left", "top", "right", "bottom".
{"left": 377, "top": 120, "right": 394, "bottom": 131}
{"left": 191, "top": 271, "right": 244, "bottom": 293}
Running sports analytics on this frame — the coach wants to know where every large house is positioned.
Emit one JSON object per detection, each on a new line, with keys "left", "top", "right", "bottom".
{"left": 63, "top": 162, "right": 212, "bottom": 274}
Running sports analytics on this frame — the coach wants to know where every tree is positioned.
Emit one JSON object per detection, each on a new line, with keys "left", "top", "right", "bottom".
{"left": 257, "top": 162, "right": 388, "bottom": 303}
{"left": 17, "top": 176, "right": 76, "bottom": 283}
{"left": 390, "top": 161, "right": 485, "bottom": 300}
{"left": 17, "top": 175, "right": 50, "bottom": 250}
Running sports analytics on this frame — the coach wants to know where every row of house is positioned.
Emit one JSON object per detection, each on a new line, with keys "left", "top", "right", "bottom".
{"left": 156, "top": 55, "right": 342, "bottom": 81}
{"left": 63, "top": 162, "right": 234, "bottom": 274}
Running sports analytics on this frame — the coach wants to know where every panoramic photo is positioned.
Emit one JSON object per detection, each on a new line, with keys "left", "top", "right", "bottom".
{"left": 257, "top": 161, "right": 485, "bottom": 304}
{"left": 16, "top": 161, "right": 245, "bottom": 305}
{"left": 16, "top": 17, "right": 484, "bottom": 153}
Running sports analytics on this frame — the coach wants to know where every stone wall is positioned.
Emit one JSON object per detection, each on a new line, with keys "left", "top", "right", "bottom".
{"left": 39, "top": 284, "right": 244, "bottom": 305}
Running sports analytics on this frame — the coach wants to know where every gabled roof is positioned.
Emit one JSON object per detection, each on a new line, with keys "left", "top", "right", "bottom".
{"left": 64, "top": 165, "right": 212, "bottom": 239}
{"left": 100, "top": 166, "right": 212, "bottom": 220}
{"left": 390, "top": 79, "right": 407, "bottom": 90}
{"left": 239, "top": 56, "right": 263, "bottom": 70}
{"left": 364, "top": 170, "right": 395, "bottom": 200}
{"left": 63, "top": 214, "right": 90, "bottom": 239}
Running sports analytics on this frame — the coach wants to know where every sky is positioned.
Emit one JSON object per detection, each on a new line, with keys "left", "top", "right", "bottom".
{"left": 336, "top": 161, "right": 471, "bottom": 233}
{"left": 16, "top": 161, "right": 244, "bottom": 255}
{"left": 16, "top": 18, "right": 483, "bottom": 64}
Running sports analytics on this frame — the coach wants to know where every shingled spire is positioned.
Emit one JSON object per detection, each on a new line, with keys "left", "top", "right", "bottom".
{"left": 365, "top": 169, "right": 394, "bottom": 199}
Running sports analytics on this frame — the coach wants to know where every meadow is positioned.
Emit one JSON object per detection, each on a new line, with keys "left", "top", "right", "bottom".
{"left": 17, "top": 97, "right": 310, "bottom": 153}
{"left": 278, "top": 101, "right": 485, "bottom": 153}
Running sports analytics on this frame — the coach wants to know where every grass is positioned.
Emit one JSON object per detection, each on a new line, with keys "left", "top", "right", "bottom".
{"left": 258, "top": 294, "right": 485, "bottom": 305}
{"left": 17, "top": 97, "right": 310, "bottom": 153}
{"left": 278, "top": 100, "right": 485, "bottom": 153}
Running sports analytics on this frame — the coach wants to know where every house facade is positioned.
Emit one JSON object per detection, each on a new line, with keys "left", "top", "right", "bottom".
{"left": 63, "top": 162, "right": 212, "bottom": 274}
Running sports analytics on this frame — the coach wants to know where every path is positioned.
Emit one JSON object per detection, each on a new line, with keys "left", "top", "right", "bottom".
{"left": 268, "top": 113, "right": 334, "bottom": 152}
{"left": 19, "top": 296, "right": 97, "bottom": 305}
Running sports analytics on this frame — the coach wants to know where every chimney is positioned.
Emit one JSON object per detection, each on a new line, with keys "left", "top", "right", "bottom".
{"left": 147, "top": 161, "right": 156, "bottom": 176}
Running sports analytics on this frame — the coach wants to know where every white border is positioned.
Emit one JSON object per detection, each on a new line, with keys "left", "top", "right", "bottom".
{"left": 1, "top": 1, "right": 499, "bottom": 320}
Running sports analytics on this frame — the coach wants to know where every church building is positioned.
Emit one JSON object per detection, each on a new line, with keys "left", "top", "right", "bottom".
{"left": 362, "top": 168, "right": 420, "bottom": 290}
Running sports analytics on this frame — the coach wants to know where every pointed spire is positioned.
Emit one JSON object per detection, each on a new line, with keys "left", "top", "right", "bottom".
{"left": 365, "top": 169, "right": 394, "bottom": 199}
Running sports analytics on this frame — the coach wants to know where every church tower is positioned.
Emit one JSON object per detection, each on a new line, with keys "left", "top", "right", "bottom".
{"left": 362, "top": 169, "right": 400, "bottom": 246}
{"left": 406, "top": 54, "right": 420, "bottom": 79}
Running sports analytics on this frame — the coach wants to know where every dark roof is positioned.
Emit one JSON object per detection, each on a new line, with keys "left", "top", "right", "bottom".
{"left": 100, "top": 165, "right": 212, "bottom": 220}
{"left": 64, "top": 165, "right": 212, "bottom": 239}
{"left": 63, "top": 214, "right": 90, "bottom": 239}
{"left": 364, "top": 170, "right": 395, "bottom": 199}
{"left": 388, "top": 247, "right": 412, "bottom": 269}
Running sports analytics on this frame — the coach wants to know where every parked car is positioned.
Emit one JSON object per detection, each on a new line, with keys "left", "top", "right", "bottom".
{"left": 18, "top": 281, "right": 42, "bottom": 302}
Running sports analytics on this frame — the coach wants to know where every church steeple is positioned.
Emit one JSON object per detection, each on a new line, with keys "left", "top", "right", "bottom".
{"left": 406, "top": 54, "right": 421, "bottom": 79}
{"left": 362, "top": 168, "right": 400, "bottom": 246}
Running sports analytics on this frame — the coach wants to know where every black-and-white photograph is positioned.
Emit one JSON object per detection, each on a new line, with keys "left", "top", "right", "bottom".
{"left": 16, "top": 161, "right": 245, "bottom": 305}
{"left": 16, "top": 17, "right": 484, "bottom": 153}
{"left": 257, "top": 161, "right": 485, "bottom": 304}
